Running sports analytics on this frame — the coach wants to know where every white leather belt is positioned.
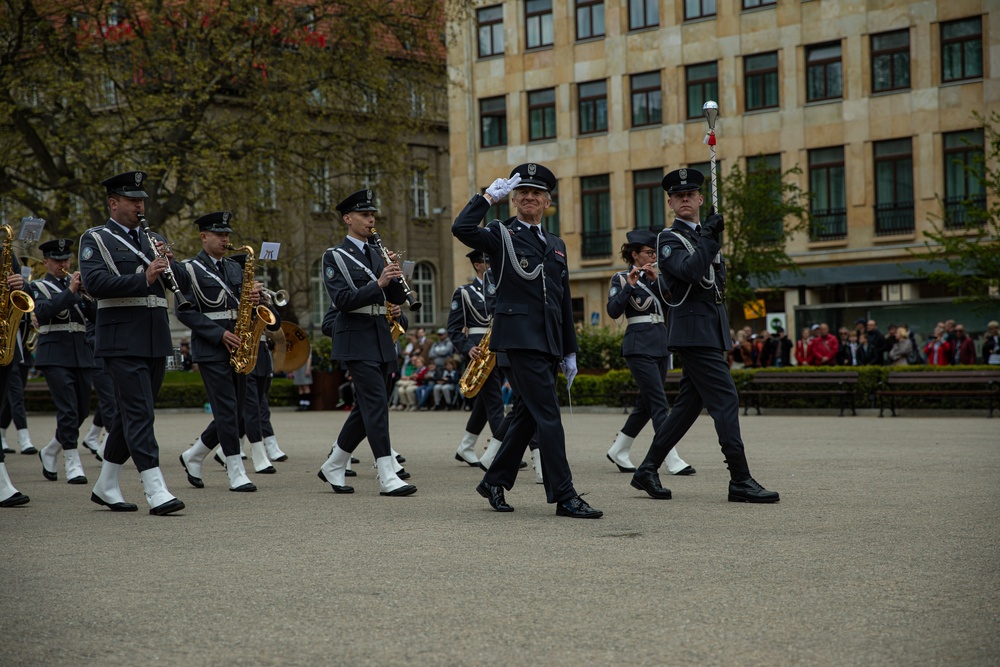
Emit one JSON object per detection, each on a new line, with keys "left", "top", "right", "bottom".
{"left": 97, "top": 296, "right": 168, "bottom": 309}
{"left": 468, "top": 327, "right": 489, "bottom": 335}
{"left": 205, "top": 309, "right": 239, "bottom": 321}
{"left": 38, "top": 323, "right": 87, "bottom": 334}
{"left": 627, "top": 314, "right": 664, "bottom": 325}
{"left": 347, "top": 305, "right": 387, "bottom": 316}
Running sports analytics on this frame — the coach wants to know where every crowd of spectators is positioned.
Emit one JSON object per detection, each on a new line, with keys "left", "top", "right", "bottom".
{"left": 731, "top": 319, "right": 1000, "bottom": 368}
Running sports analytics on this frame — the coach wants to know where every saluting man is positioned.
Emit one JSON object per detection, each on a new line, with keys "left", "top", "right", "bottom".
{"left": 630, "top": 168, "right": 779, "bottom": 504}
{"left": 452, "top": 163, "right": 602, "bottom": 519}
{"left": 32, "top": 238, "right": 97, "bottom": 485}
{"left": 0, "top": 250, "right": 29, "bottom": 507}
{"left": 316, "top": 189, "right": 415, "bottom": 497}
{"left": 80, "top": 170, "right": 188, "bottom": 515}
{"left": 176, "top": 212, "right": 264, "bottom": 492}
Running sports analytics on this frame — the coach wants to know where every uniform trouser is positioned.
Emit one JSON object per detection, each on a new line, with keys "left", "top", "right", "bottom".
{"left": 258, "top": 374, "right": 275, "bottom": 439}
{"left": 336, "top": 359, "right": 393, "bottom": 458}
{"left": 463, "top": 367, "right": 505, "bottom": 436}
{"left": 197, "top": 361, "right": 247, "bottom": 458}
{"left": 485, "top": 350, "right": 575, "bottom": 504}
{"left": 200, "top": 373, "right": 271, "bottom": 447}
{"left": 640, "top": 347, "right": 750, "bottom": 480}
{"left": 41, "top": 365, "right": 94, "bottom": 449}
{"left": 491, "top": 395, "right": 538, "bottom": 452}
{"left": 0, "top": 363, "right": 11, "bottom": 463}
{"left": 0, "top": 354, "right": 29, "bottom": 430}
{"left": 621, "top": 355, "right": 671, "bottom": 438}
{"left": 91, "top": 358, "right": 118, "bottom": 429}
{"left": 102, "top": 356, "right": 166, "bottom": 472}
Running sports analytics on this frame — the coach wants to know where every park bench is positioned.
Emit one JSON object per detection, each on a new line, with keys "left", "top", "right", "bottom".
{"left": 876, "top": 370, "right": 1000, "bottom": 418}
{"left": 618, "top": 373, "right": 683, "bottom": 413}
{"left": 742, "top": 371, "right": 860, "bottom": 416}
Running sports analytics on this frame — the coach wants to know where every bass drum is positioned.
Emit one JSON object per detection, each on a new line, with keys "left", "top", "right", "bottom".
{"left": 269, "top": 322, "right": 311, "bottom": 373}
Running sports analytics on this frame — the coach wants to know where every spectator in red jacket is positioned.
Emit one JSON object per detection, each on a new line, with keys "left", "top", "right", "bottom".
{"left": 807, "top": 323, "right": 839, "bottom": 366}
{"left": 795, "top": 326, "right": 813, "bottom": 366}
{"left": 951, "top": 324, "right": 977, "bottom": 365}
{"left": 923, "top": 325, "right": 953, "bottom": 366}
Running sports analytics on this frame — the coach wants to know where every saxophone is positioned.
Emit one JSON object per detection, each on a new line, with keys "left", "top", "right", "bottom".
{"left": 228, "top": 244, "right": 277, "bottom": 374}
{"left": 458, "top": 321, "right": 495, "bottom": 398}
{"left": 0, "top": 224, "right": 35, "bottom": 367}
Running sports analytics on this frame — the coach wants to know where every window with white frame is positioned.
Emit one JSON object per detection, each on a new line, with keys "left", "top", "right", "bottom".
{"left": 310, "top": 162, "right": 331, "bottom": 213}
{"left": 257, "top": 157, "right": 277, "bottom": 209}
{"left": 411, "top": 169, "right": 429, "bottom": 218}
{"left": 411, "top": 262, "right": 436, "bottom": 325}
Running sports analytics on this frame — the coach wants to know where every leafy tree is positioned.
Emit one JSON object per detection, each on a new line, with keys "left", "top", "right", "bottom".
{"left": 712, "top": 159, "right": 810, "bottom": 321}
{"left": 911, "top": 111, "right": 1000, "bottom": 312}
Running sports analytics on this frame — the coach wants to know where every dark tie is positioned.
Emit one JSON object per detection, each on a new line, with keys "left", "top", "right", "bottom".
{"left": 216, "top": 260, "right": 224, "bottom": 275}
{"left": 533, "top": 226, "right": 545, "bottom": 247}
{"left": 363, "top": 244, "right": 373, "bottom": 266}
{"left": 694, "top": 225, "right": 702, "bottom": 236}
{"left": 128, "top": 229, "right": 141, "bottom": 247}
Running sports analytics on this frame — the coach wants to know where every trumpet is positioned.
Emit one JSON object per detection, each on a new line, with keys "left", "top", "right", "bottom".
{"left": 139, "top": 214, "right": 193, "bottom": 311}
{"left": 260, "top": 287, "right": 288, "bottom": 307}
{"left": 56, "top": 266, "right": 95, "bottom": 303}
{"left": 368, "top": 228, "right": 421, "bottom": 311}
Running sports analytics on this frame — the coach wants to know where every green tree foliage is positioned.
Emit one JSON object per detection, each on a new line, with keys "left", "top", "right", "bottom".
{"left": 714, "top": 160, "right": 809, "bottom": 318}
{"left": 0, "top": 0, "right": 444, "bottom": 252}
{"left": 913, "top": 111, "right": 1000, "bottom": 312}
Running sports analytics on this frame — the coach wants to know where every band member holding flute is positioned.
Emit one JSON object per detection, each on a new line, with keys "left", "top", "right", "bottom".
{"left": 80, "top": 170, "right": 188, "bottom": 515}
{"left": 0, "top": 250, "right": 30, "bottom": 507}
{"left": 317, "top": 189, "right": 415, "bottom": 497}
{"left": 453, "top": 163, "right": 602, "bottom": 519}
{"left": 629, "top": 168, "right": 778, "bottom": 504}
{"left": 30, "top": 238, "right": 96, "bottom": 485}
{"left": 605, "top": 230, "right": 694, "bottom": 478}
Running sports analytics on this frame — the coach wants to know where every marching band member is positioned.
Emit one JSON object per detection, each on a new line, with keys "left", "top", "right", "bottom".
{"left": 30, "top": 239, "right": 96, "bottom": 484}
{"left": 0, "top": 311, "right": 36, "bottom": 456}
{"left": 80, "top": 170, "right": 187, "bottom": 515}
{"left": 316, "top": 189, "right": 415, "bottom": 497}
{"left": 452, "top": 163, "right": 602, "bottom": 519}
{"left": 0, "top": 250, "right": 29, "bottom": 507}
{"left": 605, "top": 230, "right": 695, "bottom": 477}
{"left": 176, "top": 212, "right": 262, "bottom": 492}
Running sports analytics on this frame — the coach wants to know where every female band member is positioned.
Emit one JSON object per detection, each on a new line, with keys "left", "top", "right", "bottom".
{"left": 605, "top": 230, "right": 694, "bottom": 477}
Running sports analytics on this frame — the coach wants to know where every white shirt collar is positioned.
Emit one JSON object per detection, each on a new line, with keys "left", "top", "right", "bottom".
{"left": 675, "top": 218, "right": 698, "bottom": 232}
{"left": 345, "top": 235, "right": 367, "bottom": 253}
{"left": 518, "top": 219, "right": 543, "bottom": 234}
{"left": 109, "top": 218, "right": 134, "bottom": 236}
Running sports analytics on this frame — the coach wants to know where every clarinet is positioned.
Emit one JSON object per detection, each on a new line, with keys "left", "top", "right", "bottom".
{"left": 138, "top": 215, "right": 193, "bottom": 311}
{"left": 368, "top": 229, "right": 421, "bottom": 311}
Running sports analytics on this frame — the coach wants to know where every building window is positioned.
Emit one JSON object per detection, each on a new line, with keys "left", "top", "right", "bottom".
{"left": 806, "top": 42, "right": 843, "bottom": 102}
{"left": 628, "top": 0, "right": 658, "bottom": 31}
{"left": 578, "top": 80, "right": 608, "bottom": 135}
{"left": 943, "top": 129, "right": 985, "bottom": 228}
{"left": 480, "top": 96, "right": 507, "bottom": 148}
{"left": 526, "top": 0, "right": 554, "bottom": 50}
{"left": 808, "top": 147, "right": 846, "bottom": 241}
{"left": 633, "top": 168, "right": 664, "bottom": 231}
{"left": 743, "top": 0, "right": 775, "bottom": 8}
{"left": 543, "top": 192, "right": 560, "bottom": 236}
{"left": 309, "top": 162, "right": 331, "bottom": 213}
{"left": 257, "top": 157, "right": 277, "bottom": 210}
{"left": 685, "top": 0, "right": 716, "bottom": 21}
{"left": 411, "top": 262, "right": 436, "bottom": 326}
{"left": 576, "top": 0, "right": 605, "bottom": 40}
{"left": 688, "top": 161, "right": 720, "bottom": 221}
{"left": 528, "top": 88, "right": 557, "bottom": 141}
{"left": 411, "top": 169, "right": 429, "bottom": 218}
{"left": 477, "top": 5, "right": 504, "bottom": 58}
{"left": 686, "top": 61, "right": 718, "bottom": 120}
{"left": 873, "top": 138, "right": 914, "bottom": 236}
{"left": 871, "top": 29, "right": 910, "bottom": 93}
{"left": 581, "top": 175, "right": 611, "bottom": 259}
{"left": 311, "top": 258, "right": 326, "bottom": 328}
{"left": 630, "top": 71, "right": 662, "bottom": 128}
{"left": 745, "top": 52, "right": 779, "bottom": 111}
{"left": 941, "top": 17, "right": 983, "bottom": 83}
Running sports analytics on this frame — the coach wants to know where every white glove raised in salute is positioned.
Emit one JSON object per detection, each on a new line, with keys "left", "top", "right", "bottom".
{"left": 485, "top": 173, "right": 522, "bottom": 203}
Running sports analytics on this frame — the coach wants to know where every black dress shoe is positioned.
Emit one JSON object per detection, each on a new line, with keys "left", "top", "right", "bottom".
{"left": 455, "top": 453, "right": 480, "bottom": 467}
{"left": 395, "top": 454, "right": 406, "bottom": 464}
{"left": 230, "top": 482, "right": 257, "bottom": 492}
{"left": 90, "top": 493, "right": 137, "bottom": 512}
{"left": 555, "top": 495, "right": 603, "bottom": 519}
{"left": 476, "top": 480, "right": 513, "bottom": 512}
{"left": 630, "top": 467, "right": 672, "bottom": 499}
{"left": 317, "top": 470, "right": 354, "bottom": 494}
{"left": 273, "top": 454, "right": 288, "bottom": 462}
{"left": 606, "top": 454, "right": 636, "bottom": 473}
{"left": 477, "top": 461, "right": 489, "bottom": 472}
{"left": 728, "top": 477, "right": 780, "bottom": 504}
{"left": 345, "top": 469, "right": 357, "bottom": 477}
{"left": 20, "top": 447, "right": 37, "bottom": 455}
{"left": 397, "top": 468, "right": 411, "bottom": 480}
{"left": 350, "top": 456, "right": 360, "bottom": 464}
{"left": 380, "top": 483, "right": 417, "bottom": 497}
{"left": 1, "top": 492, "right": 30, "bottom": 507}
{"left": 3, "top": 446, "right": 16, "bottom": 454}
{"left": 149, "top": 498, "right": 185, "bottom": 515}
{"left": 67, "top": 475, "right": 88, "bottom": 485}
{"left": 518, "top": 460, "right": 528, "bottom": 469}
{"left": 39, "top": 453, "right": 57, "bottom": 481}
{"left": 673, "top": 466, "right": 697, "bottom": 476}
{"left": 213, "top": 452, "right": 226, "bottom": 467}
{"left": 255, "top": 466, "right": 276, "bottom": 474}
{"left": 179, "top": 454, "right": 204, "bottom": 489}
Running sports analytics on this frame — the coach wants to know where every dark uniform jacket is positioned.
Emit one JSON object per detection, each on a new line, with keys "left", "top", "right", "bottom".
{"left": 447, "top": 277, "right": 491, "bottom": 357}
{"left": 176, "top": 249, "right": 247, "bottom": 364}
{"left": 323, "top": 238, "right": 407, "bottom": 363}
{"left": 656, "top": 219, "right": 730, "bottom": 352}
{"left": 606, "top": 270, "right": 669, "bottom": 358}
{"left": 79, "top": 220, "right": 188, "bottom": 358}
{"left": 30, "top": 273, "right": 96, "bottom": 368}
{"left": 452, "top": 195, "right": 577, "bottom": 359}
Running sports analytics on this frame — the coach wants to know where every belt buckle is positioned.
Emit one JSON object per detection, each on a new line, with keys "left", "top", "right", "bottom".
{"left": 146, "top": 295, "right": 157, "bottom": 308}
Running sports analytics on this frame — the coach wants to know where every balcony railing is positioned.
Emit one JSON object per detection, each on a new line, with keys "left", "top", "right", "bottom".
{"left": 809, "top": 208, "right": 847, "bottom": 241}
{"left": 582, "top": 229, "right": 612, "bottom": 259}
{"left": 874, "top": 202, "right": 915, "bottom": 236}
{"left": 943, "top": 195, "right": 986, "bottom": 229}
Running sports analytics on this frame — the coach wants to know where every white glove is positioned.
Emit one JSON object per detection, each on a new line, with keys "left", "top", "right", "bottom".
{"left": 485, "top": 173, "right": 522, "bottom": 202}
{"left": 561, "top": 352, "right": 578, "bottom": 390}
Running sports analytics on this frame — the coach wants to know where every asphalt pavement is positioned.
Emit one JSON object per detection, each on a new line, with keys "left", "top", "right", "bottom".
{"left": 1, "top": 408, "right": 998, "bottom": 666}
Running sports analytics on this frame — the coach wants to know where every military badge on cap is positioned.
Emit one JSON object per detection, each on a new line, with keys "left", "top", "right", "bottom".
{"left": 39, "top": 238, "right": 75, "bottom": 260}
{"left": 527, "top": 164, "right": 537, "bottom": 176}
